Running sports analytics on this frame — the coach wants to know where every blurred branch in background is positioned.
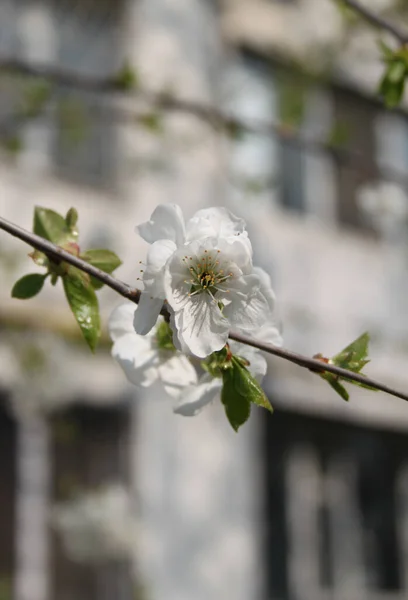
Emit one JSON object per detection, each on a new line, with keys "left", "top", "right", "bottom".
{"left": 1, "top": 214, "right": 408, "bottom": 404}
{"left": 341, "top": 0, "right": 408, "bottom": 43}
{"left": 1, "top": 57, "right": 408, "bottom": 190}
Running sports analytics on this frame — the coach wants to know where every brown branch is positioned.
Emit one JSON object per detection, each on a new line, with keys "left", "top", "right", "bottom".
{"left": 1, "top": 57, "right": 408, "bottom": 190}
{"left": 341, "top": 0, "right": 408, "bottom": 44}
{"left": 1, "top": 214, "right": 408, "bottom": 404}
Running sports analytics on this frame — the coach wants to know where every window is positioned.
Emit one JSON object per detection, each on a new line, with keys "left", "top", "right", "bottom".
{"left": 264, "top": 410, "right": 408, "bottom": 598}
{"left": 52, "top": 0, "right": 123, "bottom": 187}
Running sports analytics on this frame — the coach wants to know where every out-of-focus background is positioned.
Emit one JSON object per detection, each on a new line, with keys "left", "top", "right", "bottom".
{"left": 1, "top": 0, "right": 408, "bottom": 599}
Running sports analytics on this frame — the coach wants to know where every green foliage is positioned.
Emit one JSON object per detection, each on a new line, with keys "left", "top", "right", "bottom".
{"left": 12, "top": 205, "right": 122, "bottom": 351}
{"left": 62, "top": 267, "right": 101, "bottom": 352}
{"left": 20, "top": 80, "right": 52, "bottom": 118}
{"left": 33, "top": 206, "right": 77, "bottom": 246}
{"left": 137, "top": 111, "right": 164, "bottom": 134}
{"left": 65, "top": 207, "right": 78, "bottom": 231}
{"left": 114, "top": 61, "right": 139, "bottom": 91}
{"left": 378, "top": 43, "right": 408, "bottom": 108}
{"left": 80, "top": 249, "right": 122, "bottom": 290}
{"left": 11, "top": 273, "right": 46, "bottom": 299}
{"left": 1, "top": 135, "right": 22, "bottom": 155}
{"left": 316, "top": 332, "right": 377, "bottom": 402}
{"left": 155, "top": 320, "right": 176, "bottom": 351}
{"left": 221, "top": 365, "right": 251, "bottom": 432}
{"left": 220, "top": 353, "right": 272, "bottom": 431}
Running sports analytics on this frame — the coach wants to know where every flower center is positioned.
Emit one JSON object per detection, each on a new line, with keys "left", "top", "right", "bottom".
{"left": 182, "top": 249, "right": 233, "bottom": 298}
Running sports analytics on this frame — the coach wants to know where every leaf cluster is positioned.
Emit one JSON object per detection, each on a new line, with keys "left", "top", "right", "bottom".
{"left": 316, "top": 332, "right": 377, "bottom": 402}
{"left": 11, "top": 206, "right": 121, "bottom": 352}
{"left": 378, "top": 42, "right": 408, "bottom": 108}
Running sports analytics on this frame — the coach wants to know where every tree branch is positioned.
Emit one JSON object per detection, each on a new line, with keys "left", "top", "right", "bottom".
{"left": 341, "top": 0, "right": 408, "bottom": 44}
{"left": 1, "top": 57, "right": 408, "bottom": 190}
{"left": 1, "top": 214, "right": 408, "bottom": 404}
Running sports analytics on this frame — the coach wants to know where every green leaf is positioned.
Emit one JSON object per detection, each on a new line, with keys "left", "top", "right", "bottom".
{"left": 221, "top": 366, "right": 251, "bottom": 432}
{"left": 321, "top": 373, "right": 350, "bottom": 402}
{"left": 137, "top": 112, "right": 164, "bottom": 134}
{"left": 11, "top": 273, "right": 46, "bottom": 299}
{"left": 155, "top": 320, "right": 176, "bottom": 351}
{"left": 62, "top": 267, "right": 100, "bottom": 352}
{"left": 388, "top": 60, "right": 406, "bottom": 84}
{"left": 114, "top": 62, "right": 139, "bottom": 90}
{"left": 232, "top": 356, "right": 273, "bottom": 413}
{"left": 80, "top": 249, "right": 122, "bottom": 290}
{"left": 33, "top": 206, "right": 77, "bottom": 245}
{"left": 65, "top": 207, "right": 78, "bottom": 231}
{"left": 379, "top": 61, "right": 407, "bottom": 108}
{"left": 331, "top": 332, "right": 370, "bottom": 372}
{"left": 317, "top": 332, "right": 377, "bottom": 402}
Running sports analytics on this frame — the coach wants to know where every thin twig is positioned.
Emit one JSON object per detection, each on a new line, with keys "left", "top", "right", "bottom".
{"left": 341, "top": 0, "right": 408, "bottom": 44}
{"left": 1, "top": 215, "right": 408, "bottom": 404}
{"left": 1, "top": 57, "right": 408, "bottom": 189}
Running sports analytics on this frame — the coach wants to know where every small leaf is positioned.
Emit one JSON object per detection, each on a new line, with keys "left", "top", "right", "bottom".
{"left": 62, "top": 267, "right": 100, "bottom": 352}
{"left": 114, "top": 62, "right": 138, "bottom": 90}
{"left": 232, "top": 356, "right": 273, "bottom": 413}
{"left": 137, "top": 112, "right": 163, "bottom": 134}
{"left": 221, "top": 366, "right": 251, "bottom": 432}
{"left": 379, "top": 62, "right": 406, "bottom": 108}
{"left": 317, "top": 332, "right": 377, "bottom": 402}
{"left": 65, "top": 207, "right": 78, "bottom": 231}
{"left": 80, "top": 249, "right": 122, "bottom": 290}
{"left": 332, "top": 332, "right": 370, "bottom": 372}
{"left": 322, "top": 374, "right": 350, "bottom": 402}
{"left": 33, "top": 206, "right": 76, "bottom": 245}
{"left": 11, "top": 273, "right": 46, "bottom": 299}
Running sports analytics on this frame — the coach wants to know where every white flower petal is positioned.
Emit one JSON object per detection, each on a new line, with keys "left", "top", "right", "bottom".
{"left": 136, "top": 204, "right": 185, "bottom": 246}
{"left": 133, "top": 293, "right": 163, "bottom": 335}
{"left": 186, "top": 207, "right": 246, "bottom": 240}
{"left": 143, "top": 239, "right": 177, "bottom": 297}
{"left": 224, "top": 275, "right": 269, "bottom": 332}
{"left": 112, "top": 333, "right": 158, "bottom": 387}
{"left": 108, "top": 303, "right": 136, "bottom": 342}
{"left": 174, "top": 375, "right": 222, "bottom": 416}
{"left": 175, "top": 295, "right": 229, "bottom": 358}
{"left": 158, "top": 354, "right": 197, "bottom": 387}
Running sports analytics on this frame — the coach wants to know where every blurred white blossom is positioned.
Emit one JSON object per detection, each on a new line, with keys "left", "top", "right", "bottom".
{"left": 109, "top": 304, "right": 197, "bottom": 397}
{"left": 357, "top": 181, "right": 408, "bottom": 233}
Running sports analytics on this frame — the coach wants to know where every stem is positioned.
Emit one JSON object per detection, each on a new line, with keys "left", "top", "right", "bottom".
{"left": 0, "top": 57, "right": 408, "bottom": 190}
{"left": 1, "top": 214, "right": 408, "bottom": 403}
{"left": 341, "top": 0, "right": 408, "bottom": 44}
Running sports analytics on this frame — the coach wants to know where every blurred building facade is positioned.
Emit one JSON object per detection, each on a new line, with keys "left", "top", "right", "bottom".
{"left": 1, "top": 0, "right": 408, "bottom": 599}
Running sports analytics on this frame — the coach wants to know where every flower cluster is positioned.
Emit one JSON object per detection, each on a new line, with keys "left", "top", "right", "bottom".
{"left": 109, "top": 205, "right": 282, "bottom": 428}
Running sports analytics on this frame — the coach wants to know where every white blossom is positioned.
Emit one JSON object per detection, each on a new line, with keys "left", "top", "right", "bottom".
{"left": 164, "top": 236, "right": 268, "bottom": 357}
{"left": 109, "top": 302, "right": 197, "bottom": 397}
{"left": 133, "top": 204, "right": 277, "bottom": 358}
